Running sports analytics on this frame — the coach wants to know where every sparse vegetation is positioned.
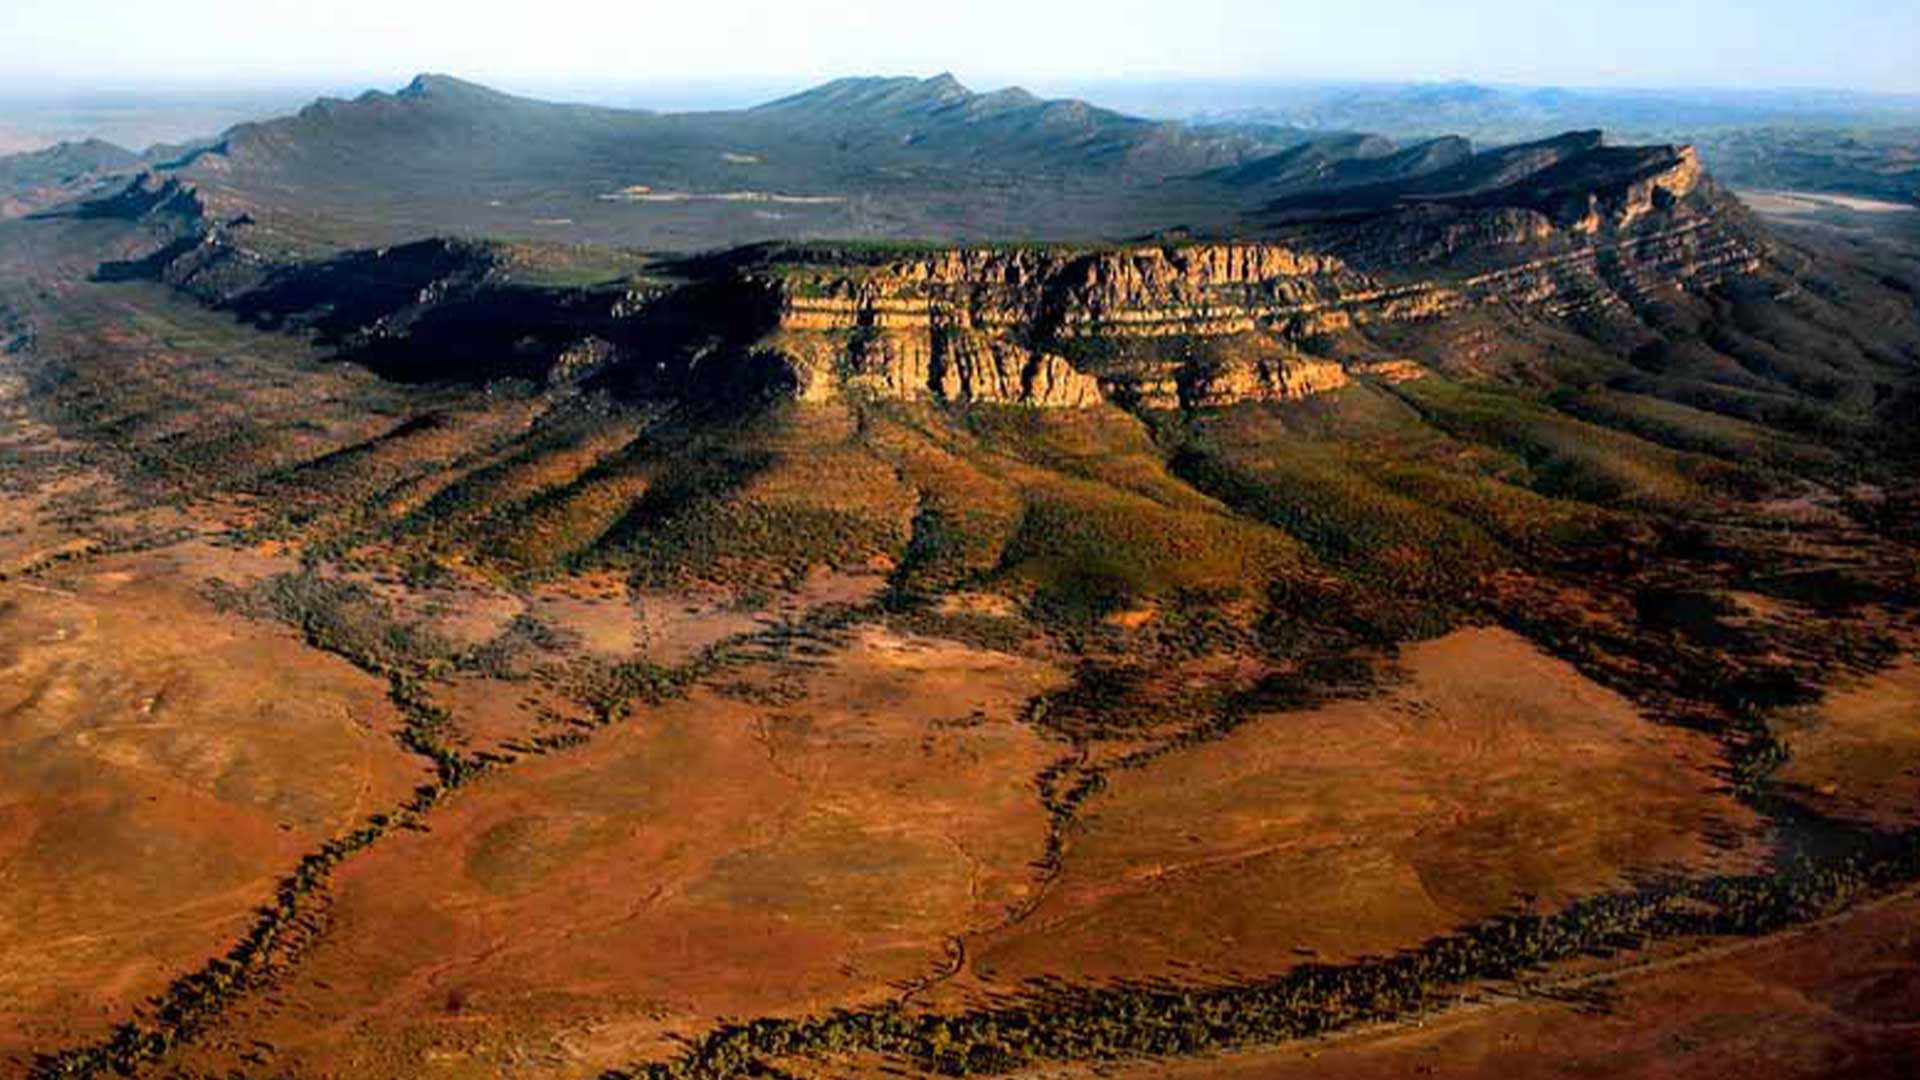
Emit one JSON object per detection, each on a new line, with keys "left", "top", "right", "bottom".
{"left": 607, "top": 829, "right": 1920, "bottom": 1080}
{"left": 5, "top": 67, "right": 1920, "bottom": 1080}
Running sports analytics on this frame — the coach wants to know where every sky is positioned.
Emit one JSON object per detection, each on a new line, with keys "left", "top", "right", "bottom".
{"left": 1, "top": 0, "right": 1917, "bottom": 97}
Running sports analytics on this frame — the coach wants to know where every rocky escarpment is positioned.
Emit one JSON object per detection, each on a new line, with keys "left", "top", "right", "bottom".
{"left": 1497, "top": 144, "right": 1707, "bottom": 234}
{"left": 71, "top": 135, "right": 1765, "bottom": 411}
{"left": 87, "top": 219, "right": 1759, "bottom": 409}
{"left": 759, "top": 243, "right": 1373, "bottom": 408}
{"left": 743, "top": 184, "right": 1759, "bottom": 408}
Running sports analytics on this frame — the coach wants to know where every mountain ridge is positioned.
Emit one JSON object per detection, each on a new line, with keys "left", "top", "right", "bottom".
{"left": 35, "top": 72, "right": 1723, "bottom": 256}
{"left": 0, "top": 137, "right": 140, "bottom": 218}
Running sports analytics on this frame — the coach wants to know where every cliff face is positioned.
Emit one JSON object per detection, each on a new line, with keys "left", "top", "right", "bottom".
{"left": 1515, "top": 145, "right": 1707, "bottom": 234}
{"left": 760, "top": 243, "right": 1371, "bottom": 408}
{"left": 841, "top": 328, "right": 1104, "bottom": 408}
{"left": 743, "top": 186, "right": 1758, "bottom": 409}
{"left": 77, "top": 139, "right": 1765, "bottom": 411}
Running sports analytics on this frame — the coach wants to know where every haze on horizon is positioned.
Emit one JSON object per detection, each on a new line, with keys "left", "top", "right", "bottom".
{"left": 2, "top": 0, "right": 1918, "bottom": 98}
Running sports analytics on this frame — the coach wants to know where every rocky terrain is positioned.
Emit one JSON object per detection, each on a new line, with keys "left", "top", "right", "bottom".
{"left": 0, "top": 73, "right": 1917, "bottom": 1080}
{"left": 0, "top": 138, "right": 138, "bottom": 219}
{"left": 1193, "top": 81, "right": 1920, "bottom": 209}
{"left": 70, "top": 120, "right": 1763, "bottom": 418}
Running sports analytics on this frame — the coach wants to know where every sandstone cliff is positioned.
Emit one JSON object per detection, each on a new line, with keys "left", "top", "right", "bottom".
{"left": 736, "top": 185, "right": 1757, "bottom": 408}
{"left": 78, "top": 139, "right": 1765, "bottom": 411}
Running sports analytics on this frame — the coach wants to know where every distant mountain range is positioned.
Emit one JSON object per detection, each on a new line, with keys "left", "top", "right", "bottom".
{"left": 22, "top": 73, "right": 1314, "bottom": 248}
{"left": 1180, "top": 81, "right": 1920, "bottom": 143}
{"left": 1184, "top": 81, "right": 1920, "bottom": 207}
{"left": 3, "top": 73, "right": 1771, "bottom": 252}
{"left": 6, "top": 74, "right": 1915, "bottom": 248}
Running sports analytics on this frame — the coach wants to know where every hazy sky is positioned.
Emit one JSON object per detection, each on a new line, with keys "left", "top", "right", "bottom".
{"left": 2, "top": 0, "right": 1917, "bottom": 95}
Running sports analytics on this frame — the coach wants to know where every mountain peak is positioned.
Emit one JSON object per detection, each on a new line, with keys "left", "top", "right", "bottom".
{"left": 0, "top": 137, "right": 138, "bottom": 169}
{"left": 974, "top": 86, "right": 1042, "bottom": 109}
{"left": 1529, "top": 129, "right": 1606, "bottom": 151}
{"left": 924, "top": 72, "right": 968, "bottom": 96}
{"left": 396, "top": 73, "right": 509, "bottom": 102}
{"left": 756, "top": 73, "right": 977, "bottom": 115}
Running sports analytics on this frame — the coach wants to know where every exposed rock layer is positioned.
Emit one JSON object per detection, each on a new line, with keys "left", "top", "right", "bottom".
{"left": 77, "top": 142, "right": 1763, "bottom": 411}
{"left": 748, "top": 183, "right": 1758, "bottom": 408}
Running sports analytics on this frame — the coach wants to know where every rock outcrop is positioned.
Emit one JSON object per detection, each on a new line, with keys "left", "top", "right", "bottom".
{"left": 738, "top": 183, "right": 1757, "bottom": 408}
{"left": 1514, "top": 145, "right": 1707, "bottom": 234}
{"left": 75, "top": 132, "right": 1765, "bottom": 411}
{"left": 756, "top": 242, "right": 1377, "bottom": 407}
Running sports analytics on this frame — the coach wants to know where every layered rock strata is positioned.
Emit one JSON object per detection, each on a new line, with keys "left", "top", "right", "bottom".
{"left": 78, "top": 145, "right": 1763, "bottom": 411}
{"left": 748, "top": 204, "right": 1758, "bottom": 408}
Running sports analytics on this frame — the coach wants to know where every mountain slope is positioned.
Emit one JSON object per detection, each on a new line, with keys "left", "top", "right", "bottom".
{"left": 0, "top": 138, "right": 139, "bottom": 218}
{"left": 1210, "top": 133, "right": 1463, "bottom": 191}
{"left": 68, "top": 74, "right": 1745, "bottom": 267}
{"left": 752, "top": 73, "right": 1273, "bottom": 175}
{"left": 133, "top": 73, "right": 1289, "bottom": 251}
{"left": 1203, "top": 82, "right": 1920, "bottom": 207}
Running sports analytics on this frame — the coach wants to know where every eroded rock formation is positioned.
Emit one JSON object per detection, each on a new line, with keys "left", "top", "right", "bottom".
{"left": 77, "top": 134, "right": 1764, "bottom": 412}
{"left": 742, "top": 189, "right": 1757, "bottom": 408}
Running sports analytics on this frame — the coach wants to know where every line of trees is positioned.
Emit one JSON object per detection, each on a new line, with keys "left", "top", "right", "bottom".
{"left": 610, "top": 827, "right": 1920, "bottom": 1080}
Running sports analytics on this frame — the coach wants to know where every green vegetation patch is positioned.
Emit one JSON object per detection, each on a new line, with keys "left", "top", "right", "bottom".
{"left": 595, "top": 406, "right": 916, "bottom": 589}
{"left": 1395, "top": 377, "right": 1758, "bottom": 507}
{"left": 997, "top": 474, "right": 1303, "bottom": 621}
{"left": 1554, "top": 387, "right": 1841, "bottom": 476}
